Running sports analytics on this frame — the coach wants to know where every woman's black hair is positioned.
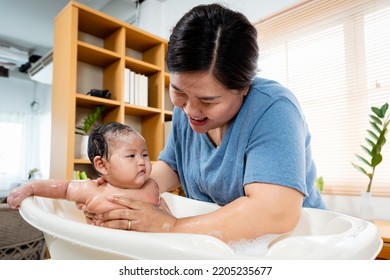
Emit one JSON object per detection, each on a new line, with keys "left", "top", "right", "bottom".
{"left": 167, "top": 3, "right": 259, "bottom": 90}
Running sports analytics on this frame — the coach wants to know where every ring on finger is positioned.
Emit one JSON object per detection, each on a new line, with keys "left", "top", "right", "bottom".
{"left": 127, "top": 220, "right": 132, "bottom": 231}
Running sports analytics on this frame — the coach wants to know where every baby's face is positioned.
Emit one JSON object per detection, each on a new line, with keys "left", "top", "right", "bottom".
{"left": 104, "top": 133, "right": 152, "bottom": 189}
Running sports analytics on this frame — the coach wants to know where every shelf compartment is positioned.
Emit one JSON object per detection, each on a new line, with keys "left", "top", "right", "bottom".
{"left": 164, "top": 111, "right": 173, "bottom": 122}
{"left": 73, "top": 163, "right": 98, "bottom": 180}
{"left": 76, "top": 93, "right": 121, "bottom": 107}
{"left": 124, "top": 57, "right": 160, "bottom": 75}
{"left": 78, "top": 7, "right": 122, "bottom": 42}
{"left": 76, "top": 58, "right": 122, "bottom": 101}
{"left": 78, "top": 42, "right": 120, "bottom": 66}
{"left": 125, "top": 27, "right": 164, "bottom": 52}
{"left": 124, "top": 104, "right": 161, "bottom": 117}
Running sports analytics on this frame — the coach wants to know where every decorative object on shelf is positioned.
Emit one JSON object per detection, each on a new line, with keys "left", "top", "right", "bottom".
{"left": 352, "top": 102, "right": 389, "bottom": 219}
{"left": 87, "top": 89, "right": 111, "bottom": 99}
{"left": 79, "top": 105, "right": 106, "bottom": 159}
{"left": 80, "top": 136, "right": 89, "bottom": 160}
{"left": 83, "top": 105, "right": 106, "bottom": 136}
{"left": 73, "top": 170, "right": 88, "bottom": 180}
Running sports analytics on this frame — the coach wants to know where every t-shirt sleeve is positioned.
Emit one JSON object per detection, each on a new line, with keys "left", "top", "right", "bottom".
{"left": 243, "top": 98, "right": 309, "bottom": 196}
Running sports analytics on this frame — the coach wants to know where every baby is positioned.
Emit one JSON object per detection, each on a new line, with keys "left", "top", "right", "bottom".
{"left": 7, "top": 122, "right": 161, "bottom": 216}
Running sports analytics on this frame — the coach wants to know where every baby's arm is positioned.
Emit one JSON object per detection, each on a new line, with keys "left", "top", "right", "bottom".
{"left": 7, "top": 179, "right": 71, "bottom": 209}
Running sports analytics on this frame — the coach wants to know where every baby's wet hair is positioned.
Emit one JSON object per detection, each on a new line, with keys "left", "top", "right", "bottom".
{"left": 87, "top": 122, "right": 141, "bottom": 168}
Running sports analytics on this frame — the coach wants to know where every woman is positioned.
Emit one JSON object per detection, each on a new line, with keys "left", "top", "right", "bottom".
{"left": 94, "top": 3, "right": 327, "bottom": 243}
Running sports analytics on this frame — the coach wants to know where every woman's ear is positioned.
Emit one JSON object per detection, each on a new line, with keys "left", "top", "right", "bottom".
{"left": 93, "top": 156, "right": 108, "bottom": 175}
{"left": 242, "top": 87, "right": 250, "bottom": 97}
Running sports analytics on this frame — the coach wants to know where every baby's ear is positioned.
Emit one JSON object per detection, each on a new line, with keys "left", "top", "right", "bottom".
{"left": 93, "top": 156, "right": 108, "bottom": 175}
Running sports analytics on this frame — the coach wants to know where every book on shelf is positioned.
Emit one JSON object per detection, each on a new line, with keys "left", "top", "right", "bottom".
{"left": 123, "top": 69, "right": 148, "bottom": 107}
{"left": 129, "top": 70, "right": 135, "bottom": 104}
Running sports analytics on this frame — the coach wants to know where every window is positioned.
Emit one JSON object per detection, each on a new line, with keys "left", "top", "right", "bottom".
{"left": 0, "top": 122, "right": 22, "bottom": 190}
{"left": 0, "top": 110, "right": 47, "bottom": 191}
{"left": 255, "top": 0, "right": 390, "bottom": 194}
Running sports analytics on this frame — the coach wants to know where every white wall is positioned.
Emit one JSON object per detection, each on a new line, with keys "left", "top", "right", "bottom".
{"left": 139, "top": 0, "right": 301, "bottom": 39}
{"left": 0, "top": 72, "right": 51, "bottom": 114}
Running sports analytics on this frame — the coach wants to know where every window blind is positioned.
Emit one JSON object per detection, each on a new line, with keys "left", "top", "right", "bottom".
{"left": 255, "top": 0, "right": 390, "bottom": 194}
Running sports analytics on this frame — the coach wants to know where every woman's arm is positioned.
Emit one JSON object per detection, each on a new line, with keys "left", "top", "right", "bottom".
{"left": 150, "top": 160, "right": 181, "bottom": 193}
{"left": 96, "top": 182, "right": 303, "bottom": 243}
{"left": 172, "top": 183, "right": 303, "bottom": 241}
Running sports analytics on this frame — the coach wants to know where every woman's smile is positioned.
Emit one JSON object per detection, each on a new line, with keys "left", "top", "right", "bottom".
{"left": 189, "top": 116, "right": 208, "bottom": 126}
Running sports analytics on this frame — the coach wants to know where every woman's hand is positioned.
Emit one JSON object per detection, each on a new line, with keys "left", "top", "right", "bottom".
{"left": 75, "top": 202, "right": 97, "bottom": 225}
{"left": 94, "top": 196, "right": 177, "bottom": 232}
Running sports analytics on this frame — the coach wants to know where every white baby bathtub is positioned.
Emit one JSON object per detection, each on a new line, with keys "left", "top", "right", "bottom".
{"left": 19, "top": 192, "right": 382, "bottom": 259}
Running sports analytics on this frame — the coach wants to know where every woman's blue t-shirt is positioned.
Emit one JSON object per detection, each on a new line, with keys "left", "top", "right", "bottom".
{"left": 159, "top": 77, "right": 327, "bottom": 209}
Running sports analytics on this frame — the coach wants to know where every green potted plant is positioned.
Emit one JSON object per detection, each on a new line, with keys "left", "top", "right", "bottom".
{"left": 28, "top": 168, "right": 42, "bottom": 180}
{"left": 79, "top": 105, "right": 106, "bottom": 159}
{"left": 352, "top": 102, "right": 389, "bottom": 219}
{"left": 83, "top": 105, "right": 106, "bottom": 135}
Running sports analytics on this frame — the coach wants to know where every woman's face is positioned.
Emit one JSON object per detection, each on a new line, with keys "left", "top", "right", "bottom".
{"left": 169, "top": 71, "right": 248, "bottom": 134}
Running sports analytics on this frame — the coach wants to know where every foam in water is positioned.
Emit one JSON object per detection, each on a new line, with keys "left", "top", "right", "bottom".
{"left": 229, "top": 234, "right": 281, "bottom": 257}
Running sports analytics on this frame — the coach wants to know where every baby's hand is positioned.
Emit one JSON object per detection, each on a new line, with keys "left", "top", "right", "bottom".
{"left": 7, "top": 185, "right": 33, "bottom": 209}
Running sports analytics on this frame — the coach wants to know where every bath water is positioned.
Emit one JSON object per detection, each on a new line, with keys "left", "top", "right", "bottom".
{"left": 228, "top": 234, "right": 281, "bottom": 257}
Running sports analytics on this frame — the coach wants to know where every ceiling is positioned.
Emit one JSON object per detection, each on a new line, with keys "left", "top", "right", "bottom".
{"left": 0, "top": 0, "right": 139, "bottom": 69}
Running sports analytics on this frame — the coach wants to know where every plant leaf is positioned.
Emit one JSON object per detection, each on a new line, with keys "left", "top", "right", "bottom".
{"left": 365, "top": 137, "right": 375, "bottom": 148}
{"left": 371, "top": 144, "right": 379, "bottom": 155}
{"left": 370, "top": 121, "right": 382, "bottom": 134}
{"left": 377, "top": 133, "right": 386, "bottom": 149}
{"left": 355, "top": 154, "right": 371, "bottom": 167}
{"left": 351, "top": 162, "right": 368, "bottom": 176}
{"left": 361, "top": 145, "right": 372, "bottom": 156}
{"left": 367, "top": 129, "right": 379, "bottom": 141}
{"left": 83, "top": 105, "right": 106, "bottom": 134}
{"left": 370, "top": 114, "right": 382, "bottom": 125}
{"left": 372, "top": 106, "right": 384, "bottom": 118}
{"left": 380, "top": 103, "right": 389, "bottom": 116}
{"left": 371, "top": 153, "right": 383, "bottom": 167}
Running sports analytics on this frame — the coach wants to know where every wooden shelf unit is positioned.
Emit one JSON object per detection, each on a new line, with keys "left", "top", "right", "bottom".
{"left": 50, "top": 1, "right": 170, "bottom": 180}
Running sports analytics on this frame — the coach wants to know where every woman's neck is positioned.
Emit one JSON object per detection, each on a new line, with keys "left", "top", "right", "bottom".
{"left": 207, "top": 124, "right": 229, "bottom": 147}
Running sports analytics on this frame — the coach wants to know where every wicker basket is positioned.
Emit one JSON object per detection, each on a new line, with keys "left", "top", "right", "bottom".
{"left": 0, "top": 197, "right": 46, "bottom": 260}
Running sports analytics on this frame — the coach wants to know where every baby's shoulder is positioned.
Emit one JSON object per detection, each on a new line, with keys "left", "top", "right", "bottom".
{"left": 70, "top": 179, "right": 98, "bottom": 188}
